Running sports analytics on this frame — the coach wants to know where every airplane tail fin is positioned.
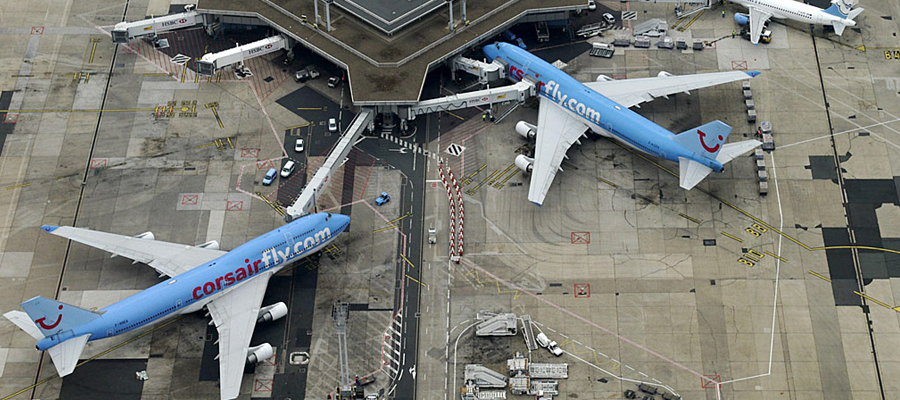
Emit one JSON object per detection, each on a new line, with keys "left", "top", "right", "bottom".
{"left": 672, "top": 120, "right": 732, "bottom": 160}
{"left": 677, "top": 140, "right": 762, "bottom": 190}
{"left": 18, "top": 296, "right": 101, "bottom": 337}
{"left": 823, "top": 0, "right": 863, "bottom": 20}
{"left": 5, "top": 297, "right": 99, "bottom": 377}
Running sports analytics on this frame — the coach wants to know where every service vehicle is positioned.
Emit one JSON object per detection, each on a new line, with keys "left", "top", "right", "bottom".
{"left": 328, "top": 76, "right": 340, "bottom": 88}
{"left": 262, "top": 168, "right": 277, "bottom": 185}
{"left": 375, "top": 192, "right": 390, "bottom": 206}
{"left": 280, "top": 160, "right": 296, "bottom": 178}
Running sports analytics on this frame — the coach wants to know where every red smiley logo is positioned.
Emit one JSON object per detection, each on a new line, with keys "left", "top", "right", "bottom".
{"left": 697, "top": 130, "right": 722, "bottom": 153}
{"left": 35, "top": 305, "right": 63, "bottom": 330}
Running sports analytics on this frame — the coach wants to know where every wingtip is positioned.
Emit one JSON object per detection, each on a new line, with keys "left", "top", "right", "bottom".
{"left": 745, "top": 71, "right": 761, "bottom": 78}
{"left": 40, "top": 225, "right": 59, "bottom": 233}
{"left": 531, "top": 201, "right": 543, "bottom": 207}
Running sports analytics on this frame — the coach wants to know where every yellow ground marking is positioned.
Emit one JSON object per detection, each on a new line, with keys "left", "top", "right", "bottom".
{"left": 180, "top": 64, "right": 187, "bottom": 83}
{"left": 614, "top": 142, "right": 900, "bottom": 257}
{"left": 720, "top": 231, "right": 743, "bottom": 243}
{"left": 373, "top": 225, "right": 398, "bottom": 233}
{"left": 807, "top": 270, "right": 831, "bottom": 282}
{"left": 462, "top": 164, "right": 487, "bottom": 186}
{"left": 0, "top": 108, "right": 157, "bottom": 113}
{"left": 489, "top": 164, "right": 516, "bottom": 186}
{"left": 399, "top": 253, "right": 415, "bottom": 269}
{"left": 463, "top": 267, "right": 521, "bottom": 299}
{"left": 286, "top": 123, "right": 312, "bottom": 130}
{"left": 386, "top": 212, "right": 412, "bottom": 225}
{"left": 1, "top": 316, "right": 184, "bottom": 400}
{"left": 467, "top": 169, "right": 500, "bottom": 195}
{"left": 296, "top": 107, "right": 323, "bottom": 111}
{"left": 88, "top": 38, "right": 101, "bottom": 63}
{"left": 143, "top": 72, "right": 172, "bottom": 76}
{"left": 859, "top": 46, "right": 900, "bottom": 51}
{"left": 763, "top": 251, "right": 787, "bottom": 262}
{"left": 443, "top": 111, "right": 465, "bottom": 120}
{"left": 853, "top": 291, "right": 900, "bottom": 313}
{"left": 597, "top": 177, "right": 619, "bottom": 188}
{"left": 406, "top": 274, "right": 426, "bottom": 286}
{"left": 678, "top": 213, "right": 702, "bottom": 224}
{"left": 496, "top": 169, "right": 519, "bottom": 188}
{"left": 671, "top": 15, "right": 688, "bottom": 31}
{"left": 210, "top": 106, "right": 224, "bottom": 129}
{"left": 679, "top": 10, "right": 704, "bottom": 31}
{"left": 5, "top": 183, "right": 31, "bottom": 190}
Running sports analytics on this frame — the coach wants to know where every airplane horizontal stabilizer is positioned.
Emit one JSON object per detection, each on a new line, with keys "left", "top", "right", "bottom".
{"left": 678, "top": 157, "right": 713, "bottom": 190}
{"left": 47, "top": 334, "right": 91, "bottom": 377}
{"left": 3, "top": 310, "right": 44, "bottom": 340}
{"left": 833, "top": 21, "right": 846, "bottom": 36}
{"left": 715, "top": 140, "right": 763, "bottom": 165}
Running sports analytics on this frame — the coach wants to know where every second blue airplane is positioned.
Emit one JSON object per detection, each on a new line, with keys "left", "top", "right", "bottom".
{"left": 483, "top": 42, "right": 762, "bottom": 205}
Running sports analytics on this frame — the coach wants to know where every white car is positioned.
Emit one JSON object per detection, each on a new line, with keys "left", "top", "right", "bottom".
{"left": 587, "top": 0, "right": 596, "bottom": 11}
{"left": 602, "top": 12, "right": 615, "bottom": 24}
{"left": 536, "top": 332, "right": 550, "bottom": 348}
{"left": 295, "top": 138, "right": 304, "bottom": 153}
{"left": 328, "top": 118, "right": 338, "bottom": 133}
{"left": 280, "top": 160, "right": 296, "bottom": 178}
{"left": 547, "top": 340, "right": 563, "bottom": 356}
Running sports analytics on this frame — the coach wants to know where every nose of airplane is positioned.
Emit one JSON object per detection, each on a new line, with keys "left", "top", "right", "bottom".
{"left": 334, "top": 213, "right": 350, "bottom": 229}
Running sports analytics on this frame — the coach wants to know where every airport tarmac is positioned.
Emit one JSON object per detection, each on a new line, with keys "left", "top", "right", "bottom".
{"left": 2, "top": 0, "right": 900, "bottom": 400}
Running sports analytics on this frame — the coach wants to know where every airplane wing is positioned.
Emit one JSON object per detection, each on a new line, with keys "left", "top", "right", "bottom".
{"left": 678, "top": 157, "right": 713, "bottom": 190}
{"left": 528, "top": 96, "right": 589, "bottom": 205}
{"left": 583, "top": 70, "right": 757, "bottom": 109}
{"left": 748, "top": 6, "right": 773, "bottom": 45}
{"left": 42, "top": 225, "right": 226, "bottom": 277}
{"left": 206, "top": 271, "right": 274, "bottom": 400}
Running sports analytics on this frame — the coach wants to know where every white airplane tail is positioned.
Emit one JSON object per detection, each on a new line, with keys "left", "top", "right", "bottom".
{"left": 4, "top": 296, "right": 100, "bottom": 376}
{"left": 823, "top": 0, "right": 863, "bottom": 36}
{"left": 678, "top": 140, "right": 762, "bottom": 190}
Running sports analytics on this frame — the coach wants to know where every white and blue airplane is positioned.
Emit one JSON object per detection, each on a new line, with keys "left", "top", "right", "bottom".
{"left": 730, "top": 0, "right": 864, "bottom": 44}
{"left": 4, "top": 212, "right": 350, "bottom": 400}
{"left": 483, "top": 42, "right": 762, "bottom": 206}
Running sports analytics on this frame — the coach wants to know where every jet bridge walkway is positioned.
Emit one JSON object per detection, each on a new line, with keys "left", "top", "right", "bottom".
{"left": 285, "top": 109, "right": 375, "bottom": 220}
{"left": 404, "top": 81, "right": 534, "bottom": 121}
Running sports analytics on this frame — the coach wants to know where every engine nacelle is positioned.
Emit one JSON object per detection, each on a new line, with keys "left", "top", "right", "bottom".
{"left": 595, "top": 74, "right": 615, "bottom": 82}
{"left": 257, "top": 302, "right": 288, "bottom": 323}
{"left": 134, "top": 232, "right": 154, "bottom": 240}
{"left": 515, "top": 154, "right": 534, "bottom": 174}
{"left": 515, "top": 121, "right": 537, "bottom": 140}
{"left": 734, "top": 12, "right": 749, "bottom": 26}
{"left": 246, "top": 343, "right": 274, "bottom": 364}
{"left": 195, "top": 240, "right": 219, "bottom": 250}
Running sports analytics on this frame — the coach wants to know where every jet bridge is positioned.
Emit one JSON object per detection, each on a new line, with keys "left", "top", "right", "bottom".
{"left": 285, "top": 109, "right": 375, "bottom": 220}
{"left": 111, "top": 7, "right": 204, "bottom": 44}
{"left": 196, "top": 35, "right": 289, "bottom": 76}
{"left": 451, "top": 56, "right": 505, "bottom": 84}
{"left": 405, "top": 81, "right": 534, "bottom": 120}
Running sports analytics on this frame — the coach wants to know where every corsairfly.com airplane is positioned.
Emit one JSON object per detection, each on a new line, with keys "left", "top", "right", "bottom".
{"left": 730, "top": 0, "right": 864, "bottom": 44}
{"left": 483, "top": 42, "right": 762, "bottom": 206}
{"left": 4, "top": 212, "right": 350, "bottom": 400}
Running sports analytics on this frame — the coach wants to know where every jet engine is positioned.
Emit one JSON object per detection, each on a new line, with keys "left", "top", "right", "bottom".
{"left": 734, "top": 12, "right": 749, "bottom": 26}
{"left": 595, "top": 74, "right": 615, "bottom": 82}
{"left": 515, "top": 121, "right": 537, "bottom": 140}
{"left": 195, "top": 240, "right": 219, "bottom": 250}
{"left": 515, "top": 154, "right": 534, "bottom": 174}
{"left": 257, "top": 302, "right": 288, "bottom": 323}
{"left": 246, "top": 343, "right": 274, "bottom": 364}
{"left": 134, "top": 232, "right": 155, "bottom": 240}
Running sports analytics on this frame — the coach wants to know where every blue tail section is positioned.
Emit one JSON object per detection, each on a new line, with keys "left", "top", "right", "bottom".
{"left": 823, "top": 1, "right": 851, "bottom": 18}
{"left": 672, "top": 120, "right": 732, "bottom": 160}
{"left": 20, "top": 296, "right": 101, "bottom": 337}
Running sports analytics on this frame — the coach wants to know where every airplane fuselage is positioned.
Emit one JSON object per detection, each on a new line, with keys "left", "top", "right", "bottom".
{"left": 731, "top": 0, "right": 852, "bottom": 27}
{"left": 35, "top": 212, "right": 350, "bottom": 351}
{"left": 485, "top": 42, "right": 724, "bottom": 172}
